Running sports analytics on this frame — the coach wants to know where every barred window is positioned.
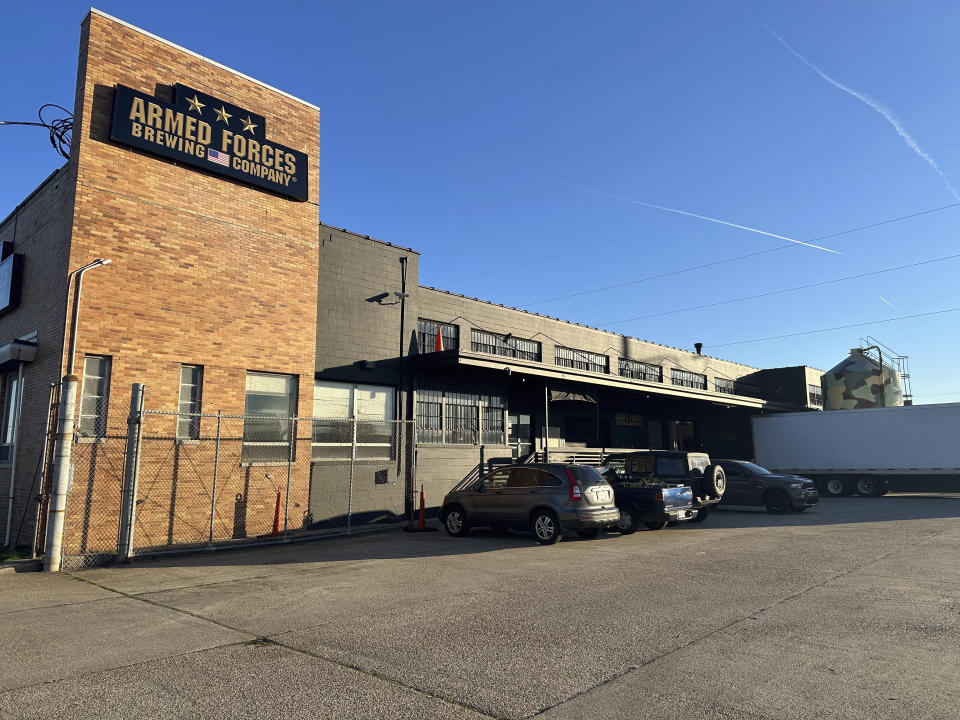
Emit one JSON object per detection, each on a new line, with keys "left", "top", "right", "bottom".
{"left": 470, "top": 329, "right": 541, "bottom": 362}
{"left": 619, "top": 358, "right": 663, "bottom": 382}
{"left": 671, "top": 369, "right": 707, "bottom": 390}
{"left": 418, "top": 319, "right": 459, "bottom": 353}
{"left": 481, "top": 393, "right": 505, "bottom": 444}
{"left": 416, "top": 388, "right": 506, "bottom": 445}
{"left": 78, "top": 355, "right": 111, "bottom": 438}
{"left": 808, "top": 384, "right": 823, "bottom": 407}
{"left": 715, "top": 377, "right": 761, "bottom": 397}
{"left": 555, "top": 346, "right": 609, "bottom": 374}
{"left": 445, "top": 392, "right": 479, "bottom": 445}
{"left": 715, "top": 377, "right": 735, "bottom": 394}
{"left": 416, "top": 389, "right": 443, "bottom": 444}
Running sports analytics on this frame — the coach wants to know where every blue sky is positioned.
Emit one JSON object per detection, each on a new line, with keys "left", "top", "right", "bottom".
{"left": 2, "top": 1, "right": 959, "bottom": 403}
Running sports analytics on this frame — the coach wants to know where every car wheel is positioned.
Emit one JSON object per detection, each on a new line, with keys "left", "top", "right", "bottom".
{"left": 616, "top": 506, "right": 638, "bottom": 535}
{"left": 531, "top": 510, "right": 562, "bottom": 545}
{"left": 443, "top": 506, "right": 470, "bottom": 537}
{"left": 764, "top": 489, "right": 792, "bottom": 514}
{"left": 702, "top": 464, "right": 726, "bottom": 498}
{"left": 643, "top": 520, "right": 668, "bottom": 531}
{"left": 687, "top": 506, "right": 712, "bottom": 523}
{"left": 823, "top": 478, "right": 849, "bottom": 497}
{"left": 576, "top": 527, "right": 599, "bottom": 539}
{"left": 856, "top": 477, "right": 884, "bottom": 497}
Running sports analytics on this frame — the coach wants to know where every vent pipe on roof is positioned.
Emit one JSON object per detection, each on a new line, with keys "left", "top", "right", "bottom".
{"left": 694, "top": 343, "right": 703, "bottom": 355}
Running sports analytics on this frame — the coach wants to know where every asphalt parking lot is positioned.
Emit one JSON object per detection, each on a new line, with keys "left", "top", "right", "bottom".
{"left": 1, "top": 493, "right": 958, "bottom": 719}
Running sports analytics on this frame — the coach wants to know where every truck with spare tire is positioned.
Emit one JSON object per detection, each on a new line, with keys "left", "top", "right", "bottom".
{"left": 601, "top": 450, "right": 726, "bottom": 531}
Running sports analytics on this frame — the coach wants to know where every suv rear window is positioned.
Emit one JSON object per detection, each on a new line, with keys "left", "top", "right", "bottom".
{"left": 655, "top": 457, "right": 688, "bottom": 477}
{"left": 568, "top": 465, "right": 606, "bottom": 485}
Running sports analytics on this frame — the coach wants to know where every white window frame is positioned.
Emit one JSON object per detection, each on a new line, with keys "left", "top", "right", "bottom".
{"left": 78, "top": 355, "right": 111, "bottom": 438}
{"left": 313, "top": 381, "right": 396, "bottom": 461}
{"left": 242, "top": 371, "right": 298, "bottom": 464}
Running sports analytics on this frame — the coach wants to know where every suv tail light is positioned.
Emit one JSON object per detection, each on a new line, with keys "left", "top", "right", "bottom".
{"left": 565, "top": 468, "right": 582, "bottom": 501}
{"left": 654, "top": 490, "right": 663, "bottom": 503}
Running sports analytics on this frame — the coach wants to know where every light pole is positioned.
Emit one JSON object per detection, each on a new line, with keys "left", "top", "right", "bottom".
{"left": 44, "top": 258, "right": 111, "bottom": 572}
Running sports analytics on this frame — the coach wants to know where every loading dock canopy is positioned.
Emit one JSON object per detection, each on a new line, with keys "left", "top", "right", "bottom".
{"left": 414, "top": 348, "right": 793, "bottom": 411}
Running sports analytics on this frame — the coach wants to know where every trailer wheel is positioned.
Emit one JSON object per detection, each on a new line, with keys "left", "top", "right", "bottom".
{"left": 856, "top": 477, "right": 884, "bottom": 497}
{"left": 823, "top": 478, "right": 850, "bottom": 497}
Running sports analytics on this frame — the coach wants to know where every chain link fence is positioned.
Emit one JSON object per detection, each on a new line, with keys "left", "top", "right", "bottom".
{"left": 59, "top": 394, "right": 129, "bottom": 569}
{"left": 59, "top": 396, "right": 415, "bottom": 568}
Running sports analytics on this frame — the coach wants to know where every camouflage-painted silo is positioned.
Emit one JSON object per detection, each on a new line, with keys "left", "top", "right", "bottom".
{"left": 821, "top": 348, "right": 903, "bottom": 410}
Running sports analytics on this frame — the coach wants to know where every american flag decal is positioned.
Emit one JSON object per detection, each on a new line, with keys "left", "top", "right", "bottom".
{"left": 207, "top": 149, "right": 230, "bottom": 167}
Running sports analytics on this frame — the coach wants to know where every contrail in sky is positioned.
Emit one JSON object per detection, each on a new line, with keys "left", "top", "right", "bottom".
{"left": 878, "top": 295, "right": 901, "bottom": 312}
{"left": 575, "top": 185, "right": 841, "bottom": 253}
{"left": 763, "top": 23, "right": 960, "bottom": 201}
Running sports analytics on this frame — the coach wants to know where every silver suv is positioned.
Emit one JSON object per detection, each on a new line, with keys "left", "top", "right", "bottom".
{"left": 440, "top": 464, "right": 620, "bottom": 544}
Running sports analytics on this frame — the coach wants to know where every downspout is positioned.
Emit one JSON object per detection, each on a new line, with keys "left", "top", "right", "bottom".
{"left": 3, "top": 361, "right": 24, "bottom": 547}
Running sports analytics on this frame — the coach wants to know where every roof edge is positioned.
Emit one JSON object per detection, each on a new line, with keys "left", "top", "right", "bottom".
{"left": 87, "top": 8, "right": 320, "bottom": 112}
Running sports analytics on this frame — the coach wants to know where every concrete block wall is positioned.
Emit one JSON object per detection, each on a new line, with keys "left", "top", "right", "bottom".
{"left": 315, "top": 224, "right": 420, "bottom": 389}
{"left": 416, "top": 286, "right": 761, "bottom": 390}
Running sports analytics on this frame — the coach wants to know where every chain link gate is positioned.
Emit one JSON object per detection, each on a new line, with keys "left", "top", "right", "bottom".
{"left": 57, "top": 385, "right": 417, "bottom": 567}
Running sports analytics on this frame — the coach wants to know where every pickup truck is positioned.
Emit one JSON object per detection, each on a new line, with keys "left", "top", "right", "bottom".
{"left": 602, "top": 450, "right": 726, "bottom": 528}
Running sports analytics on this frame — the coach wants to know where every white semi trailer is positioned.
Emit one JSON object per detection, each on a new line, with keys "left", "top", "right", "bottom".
{"left": 751, "top": 403, "right": 960, "bottom": 497}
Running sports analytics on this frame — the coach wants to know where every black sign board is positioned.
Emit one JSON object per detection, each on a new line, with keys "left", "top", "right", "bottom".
{"left": 110, "top": 83, "right": 308, "bottom": 201}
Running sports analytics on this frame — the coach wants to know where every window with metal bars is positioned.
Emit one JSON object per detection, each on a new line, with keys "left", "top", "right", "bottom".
{"left": 619, "top": 358, "right": 662, "bottom": 382}
{"left": 715, "top": 377, "right": 735, "bottom": 394}
{"left": 470, "top": 329, "right": 541, "bottom": 362}
{"left": 671, "top": 368, "right": 707, "bottom": 390}
{"left": 555, "top": 346, "right": 609, "bottom": 374}
{"left": 417, "top": 319, "right": 459, "bottom": 353}
{"left": 416, "top": 388, "right": 506, "bottom": 444}
{"left": 808, "top": 384, "right": 823, "bottom": 406}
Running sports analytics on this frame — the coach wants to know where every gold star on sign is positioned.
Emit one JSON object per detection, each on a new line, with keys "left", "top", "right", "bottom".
{"left": 186, "top": 94, "right": 205, "bottom": 114}
{"left": 214, "top": 106, "right": 232, "bottom": 124}
{"left": 241, "top": 116, "right": 257, "bottom": 134}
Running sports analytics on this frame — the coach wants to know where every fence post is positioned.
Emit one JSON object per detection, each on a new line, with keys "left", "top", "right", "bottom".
{"left": 283, "top": 417, "right": 295, "bottom": 540}
{"left": 207, "top": 410, "right": 222, "bottom": 549}
{"left": 347, "top": 417, "right": 357, "bottom": 535}
{"left": 117, "top": 384, "right": 145, "bottom": 563}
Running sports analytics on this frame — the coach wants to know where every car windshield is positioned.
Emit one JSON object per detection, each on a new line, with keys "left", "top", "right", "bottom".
{"left": 737, "top": 461, "right": 772, "bottom": 475}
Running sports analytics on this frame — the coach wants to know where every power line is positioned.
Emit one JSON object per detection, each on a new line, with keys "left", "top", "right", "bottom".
{"left": 601, "top": 252, "right": 960, "bottom": 326}
{"left": 705, "top": 306, "right": 960, "bottom": 349}
{"left": 460, "top": 137, "right": 960, "bottom": 282}
{"left": 0, "top": 104, "right": 73, "bottom": 159}
{"left": 520, "top": 199, "right": 960, "bottom": 307}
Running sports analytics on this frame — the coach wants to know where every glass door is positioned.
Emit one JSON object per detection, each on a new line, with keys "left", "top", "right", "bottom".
{"left": 508, "top": 413, "right": 533, "bottom": 459}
